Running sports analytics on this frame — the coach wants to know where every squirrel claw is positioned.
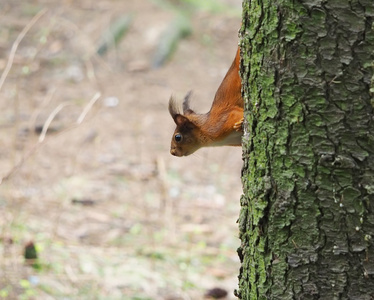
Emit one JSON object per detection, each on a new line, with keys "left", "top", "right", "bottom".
{"left": 233, "top": 118, "right": 244, "bottom": 131}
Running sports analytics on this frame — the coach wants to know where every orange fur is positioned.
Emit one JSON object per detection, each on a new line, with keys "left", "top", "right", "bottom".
{"left": 169, "top": 47, "right": 243, "bottom": 157}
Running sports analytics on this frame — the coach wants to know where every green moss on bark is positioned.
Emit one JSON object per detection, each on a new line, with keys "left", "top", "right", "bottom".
{"left": 238, "top": 0, "right": 374, "bottom": 299}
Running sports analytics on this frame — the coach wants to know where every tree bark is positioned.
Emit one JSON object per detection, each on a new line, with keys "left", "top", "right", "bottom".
{"left": 237, "top": 1, "right": 374, "bottom": 299}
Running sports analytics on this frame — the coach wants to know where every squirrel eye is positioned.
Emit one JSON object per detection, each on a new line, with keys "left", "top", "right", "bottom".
{"left": 174, "top": 133, "right": 183, "bottom": 142}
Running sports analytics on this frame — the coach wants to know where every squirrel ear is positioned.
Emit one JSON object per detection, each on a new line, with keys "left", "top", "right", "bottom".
{"left": 174, "top": 114, "right": 188, "bottom": 126}
{"left": 183, "top": 91, "right": 195, "bottom": 115}
{"left": 174, "top": 114, "right": 195, "bottom": 129}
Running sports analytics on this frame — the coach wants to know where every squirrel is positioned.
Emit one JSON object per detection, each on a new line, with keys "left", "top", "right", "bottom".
{"left": 168, "top": 46, "right": 243, "bottom": 156}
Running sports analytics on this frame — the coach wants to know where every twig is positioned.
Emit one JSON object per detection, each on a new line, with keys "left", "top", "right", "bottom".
{"left": 0, "top": 144, "right": 37, "bottom": 185}
{"left": 1, "top": 101, "right": 70, "bottom": 184}
{"left": 29, "top": 87, "right": 57, "bottom": 132}
{"left": 65, "top": 264, "right": 78, "bottom": 283}
{"left": 156, "top": 156, "right": 176, "bottom": 235}
{"left": 0, "top": 91, "right": 101, "bottom": 185}
{"left": 76, "top": 92, "right": 101, "bottom": 124}
{"left": 0, "top": 8, "right": 48, "bottom": 93}
{"left": 38, "top": 102, "right": 71, "bottom": 143}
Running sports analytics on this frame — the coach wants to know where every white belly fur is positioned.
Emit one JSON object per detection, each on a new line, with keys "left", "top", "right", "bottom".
{"left": 210, "top": 130, "right": 242, "bottom": 146}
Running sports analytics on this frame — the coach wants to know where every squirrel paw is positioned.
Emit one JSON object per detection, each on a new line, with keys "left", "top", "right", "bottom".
{"left": 233, "top": 118, "right": 244, "bottom": 131}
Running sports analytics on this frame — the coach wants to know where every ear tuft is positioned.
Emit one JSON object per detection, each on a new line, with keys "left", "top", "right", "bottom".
{"left": 168, "top": 96, "right": 180, "bottom": 120}
{"left": 183, "top": 91, "right": 195, "bottom": 115}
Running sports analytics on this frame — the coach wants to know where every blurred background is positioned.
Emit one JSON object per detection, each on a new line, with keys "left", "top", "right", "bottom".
{"left": 0, "top": 0, "right": 243, "bottom": 299}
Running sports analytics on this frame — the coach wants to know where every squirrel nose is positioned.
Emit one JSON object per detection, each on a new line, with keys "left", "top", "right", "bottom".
{"left": 170, "top": 149, "right": 177, "bottom": 156}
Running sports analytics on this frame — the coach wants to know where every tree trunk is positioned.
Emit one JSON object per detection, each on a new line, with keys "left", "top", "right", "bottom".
{"left": 237, "top": 1, "right": 374, "bottom": 299}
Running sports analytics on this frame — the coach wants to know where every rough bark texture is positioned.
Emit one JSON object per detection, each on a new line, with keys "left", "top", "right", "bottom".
{"left": 237, "top": 1, "right": 374, "bottom": 299}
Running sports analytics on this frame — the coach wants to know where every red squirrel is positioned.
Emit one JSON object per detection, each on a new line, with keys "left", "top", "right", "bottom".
{"left": 169, "top": 47, "right": 243, "bottom": 156}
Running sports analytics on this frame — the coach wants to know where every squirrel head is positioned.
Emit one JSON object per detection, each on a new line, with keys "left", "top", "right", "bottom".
{"left": 168, "top": 91, "right": 204, "bottom": 156}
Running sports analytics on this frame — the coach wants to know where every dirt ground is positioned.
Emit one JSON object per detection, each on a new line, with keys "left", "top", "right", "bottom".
{"left": 0, "top": 0, "right": 243, "bottom": 299}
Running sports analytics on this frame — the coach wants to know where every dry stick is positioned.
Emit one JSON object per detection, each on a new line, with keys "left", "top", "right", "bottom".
{"left": 64, "top": 264, "right": 79, "bottom": 283}
{"left": 0, "top": 143, "right": 36, "bottom": 185}
{"left": 29, "top": 87, "right": 57, "bottom": 133}
{"left": 0, "top": 8, "right": 48, "bottom": 93}
{"left": 77, "top": 92, "right": 101, "bottom": 124}
{"left": 156, "top": 156, "right": 176, "bottom": 238}
{"left": 38, "top": 102, "right": 71, "bottom": 143}
{"left": 0, "top": 92, "right": 101, "bottom": 185}
{"left": 0, "top": 101, "right": 70, "bottom": 184}
{"left": 0, "top": 10, "right": 105, "bottom": 185}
